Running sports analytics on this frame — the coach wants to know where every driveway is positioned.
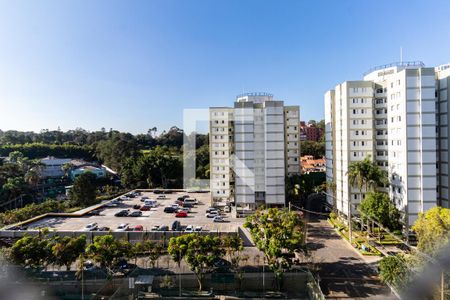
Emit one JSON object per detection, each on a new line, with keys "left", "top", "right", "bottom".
{"left": 306, "top": 215, "right": 397, "bottom": 299}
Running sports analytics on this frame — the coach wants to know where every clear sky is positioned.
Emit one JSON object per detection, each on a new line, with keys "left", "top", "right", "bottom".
{"left": 1, "top": 0, "right": 449, "bottom": 134}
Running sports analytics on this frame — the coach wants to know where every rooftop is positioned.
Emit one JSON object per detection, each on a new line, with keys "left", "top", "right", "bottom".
{"left": 363, "top": 61, "right": 425, "bottom": 76}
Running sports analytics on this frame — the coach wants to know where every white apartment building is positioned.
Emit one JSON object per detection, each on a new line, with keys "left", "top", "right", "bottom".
{"left": 325, "top": 61, "right": 450, "bottom": 229}
{"left": 210, "top": 93, "right": 300, "bottom": 210}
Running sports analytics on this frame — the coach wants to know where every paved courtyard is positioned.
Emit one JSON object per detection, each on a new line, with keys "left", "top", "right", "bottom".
{"left": 26, "top": 191, "right": 244, "bottom": 232}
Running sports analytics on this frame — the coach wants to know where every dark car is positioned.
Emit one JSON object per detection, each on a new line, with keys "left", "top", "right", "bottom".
{"left": 114, "top": 210, "right": 129, "bottom": 217}
{"left": 7, "top": 225, "right": 27, "bottom": 231}
{"left": 153, "top": 189, "right": 163, "bottom": 194}
{"left": 163, "top": 190, "right": 173, "bottom": 194}
{"left": 129, "top": 211, "right": 143, "bottom": 217}
{"left": 213, "top": 258, "right": 231, "bottom": 270}
{"left": 98, "top": 226, "right": 111, "bottom": 231}
{"left": 172, "top": 220, "right": 181, "bottom": 231}
{"left": 164, "top": 207, "right": 177, "bottom": 213}
{"left": 88, "top": 209, "right": 102, "bottom": 216}
{"left": 159, "top": 225, "right": 169, "bottom": 231}
{"left": 182, "top": 202, "right": 194, "bottom": 208}
{"left": 133, "top": 204, "right": 141, "bottom": 209}
{"left": 140, "top": 205, "right": 151, "bottom": 211}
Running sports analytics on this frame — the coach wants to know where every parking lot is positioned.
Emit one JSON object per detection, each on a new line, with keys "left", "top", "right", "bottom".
{"left": 25, "top": 191, "right": 244, "bottom": 233}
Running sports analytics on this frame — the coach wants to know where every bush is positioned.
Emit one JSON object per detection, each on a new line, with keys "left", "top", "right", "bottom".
{"left": 0, "top": 199, "right": 67, "bottom": 226}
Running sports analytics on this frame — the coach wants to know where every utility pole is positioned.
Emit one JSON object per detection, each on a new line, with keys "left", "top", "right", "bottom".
{"left": 348, "top": 200, "right": 352, "bottom": 244}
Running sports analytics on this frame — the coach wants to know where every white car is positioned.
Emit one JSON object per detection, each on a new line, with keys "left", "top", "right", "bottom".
{"left": 116, "top": 223, "right": 129, "bottom": 231}
{"left": 194, "top": 226, "right": 202, "bottom": 232}
{"left": 171, "top": 203, "right": 180, "bottom": 209}
{"left": 206, "top": 211, "right": 219, "bottom": 218}
{"left": 84, "top": 223, "right": 98, "bottom": 231}
{"left": 184, "top": 225, "right": 194, "bottom": 233}
{"left": 213, "top": 216, "right": 224, "bottom": 223}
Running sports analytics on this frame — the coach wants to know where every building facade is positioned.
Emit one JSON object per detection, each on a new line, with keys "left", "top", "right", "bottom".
{"left": 300, "top": 121, "right": 324, "bottom": 141}
{"left": 210, "top": 93, "right": 300, "bottom": 210}
{"left": 325, "top": 61, "right": 450, "bottom": 229}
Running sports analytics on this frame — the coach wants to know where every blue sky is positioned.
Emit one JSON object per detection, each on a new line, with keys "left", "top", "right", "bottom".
{"left": 1, "top": 0, "right": 449, "bottom": 134}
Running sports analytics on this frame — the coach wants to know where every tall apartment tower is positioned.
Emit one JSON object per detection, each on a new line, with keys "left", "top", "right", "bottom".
{"left": 325, "top": 61, "right": 450, "bottom": 229}
{"left": 210, "top": 93, "right": 300, "bottom": 210}
{"left": 436, "top": 64, "right": 450, "bottom": 209}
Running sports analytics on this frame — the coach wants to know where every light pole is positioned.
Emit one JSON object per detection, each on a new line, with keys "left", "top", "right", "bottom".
{"left": 348, "top": 199, "right": 352, "bottom": 244}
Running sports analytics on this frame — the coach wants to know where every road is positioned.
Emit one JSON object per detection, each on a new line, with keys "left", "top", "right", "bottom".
{"left": 306, "top": 214, "right": 397, "bottom": 299}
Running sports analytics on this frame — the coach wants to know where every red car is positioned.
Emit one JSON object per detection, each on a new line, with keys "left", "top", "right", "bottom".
{"left": 175, "top": 211, "right": 188, "bottom": 218}
{"left": 134, "top": 225, "right": 143, "bottom": 231}
{"left": 140, "top": 205, "right": 150, "bottom": 211}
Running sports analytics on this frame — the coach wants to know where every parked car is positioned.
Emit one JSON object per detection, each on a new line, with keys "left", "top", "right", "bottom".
{"left": 129, "top": 211, "right": 142, "bottom": 217}
{"left": 133, "top": 204, "right": 141, "bottom": 210}
{"left": 213, "top": 257, "right": 231, "bottom": 270}
{"left": 194, "top": 226, "right": 202, "bottom": 232}
{"left": 125, "top": 193, "right": 135, "bottom": 198}
{"left": 164, "top": 207, "right": 177, "bottom": 213}
{"left": 151, "top": 225, "right": 160, "bottom": 231}
{"left": 171, "top": 203, "right": 180, "bottom": 209}
{"left": 163, "top": 190, "right": 173, "bottom": 194}
{"left": 172, "top": 220, "right": 181, "bottom": 231}
{"left": 144, "top": 199, "right": 158, "bottom": 208}
{"left": 134, "top": 225, "right": 143, "bottom": 231}
{"left": 175, "top": 211, "right": 188, "bottom": 218}
{"left": 206, "top": 207, "right": 218, "bottom": 213}
{"left": 213, "top": 216, "right": 224, "bottom": 222}
{"left": 115, "top": 210, "right": 129, "bottom": 217}
{"left": 88, "top": 209, "right": 102, "bottom": 216}
{"left": 182, "top": 202, "right": 194, "bottom": 208}
{"left": 120, "top": 196, "right": 130, "bottom": 201}
{"left": 140, "top": 196, "right": 149, "bottom": 202}
{"left": 84, "top": 223, "right": 98, "bottom": 231}
{"left": 140, "top": 205, "right": 151, "bottom": 211}
{"left": 175, "top": 200, "right": 184, "bottom": 206}
{"left": 159, "top": 225, "right": 169, "bottom": 231}
{"left": 183, "top": 198, "right": 198, "bottom": 205}
{"left": 116, "top": 223, "right": 129, "bottom": 231}
{"left": 153, "top": 190, "right": 163, "bottom": 194}
{"left": 206, "top": 211, "right": 219, "bottom": 218}
{"left": 98, "top": 226, "right": 110, "bottom": 231}
{"left": 180, "top": 207, "right": 190, "bottom": 213}
{"left": 157, "top": 195, "right": 167, "bottom": 200}
{"left": 177, "top": 195, "right": 189, "bottom": 201}
{"left": 184, "top": 225, "right": 194, "bottom": 233}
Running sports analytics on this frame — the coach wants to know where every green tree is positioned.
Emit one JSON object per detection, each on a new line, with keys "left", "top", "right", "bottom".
{"left": 70, "top": 172, "right": 97, "bottom": 207}
{"left": 379, "top": 254, "right": 413, "bottom": 290}
{"left": 412, "top": 206, "right": 450, "bottom": 256}
{"left": 222, "top": 235, "right": 246, "bottom": 290}
{"left": 85, "top": 235, "right": 131, "bottom": 276}
{"left": 168, "top": 234, "right": 224, "bottom": 291}
{"left": 359, "top": 191, "right": 401, "bottom": 230}
{"left": 300, "top": 141, "right": 325, "bottom": 158}
{"left": 144, "top": 240, "right": 163, "bottom": 268}
{"left": 51, "top": 235, "right": 86, "bottom": 271}
{"left": 244, "top": 208, "right": 304, "bottom": 290}
{"left": 10, "top": 232, "right": 51, "bottom": 268}
{"left": 347, "top": 156, "right": 388, "bottom": 192}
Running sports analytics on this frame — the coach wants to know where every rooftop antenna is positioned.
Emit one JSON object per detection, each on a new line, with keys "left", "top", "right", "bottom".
{"left": 400, "top": 46, "right": 403, "bottom": 64}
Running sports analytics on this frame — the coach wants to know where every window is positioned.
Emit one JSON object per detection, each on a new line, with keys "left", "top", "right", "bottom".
{"left": 355, "top": 130, "right": 359, "bottom": 135}
{"left": 353, "top": 109, "right": 356, "bottom": 114}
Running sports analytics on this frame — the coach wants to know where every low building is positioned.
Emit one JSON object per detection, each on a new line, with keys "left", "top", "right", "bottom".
{"left": 40, "top": 157, "right": 72, "bottom": 178}
{"left": 70, "top": 165, "right": 106, "bottom": 180}
{"left": 301, "top": 155, "right": 326, "bottom": 174}
{"left": 300, "top": 121, "right": 323, "bottom": 141}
